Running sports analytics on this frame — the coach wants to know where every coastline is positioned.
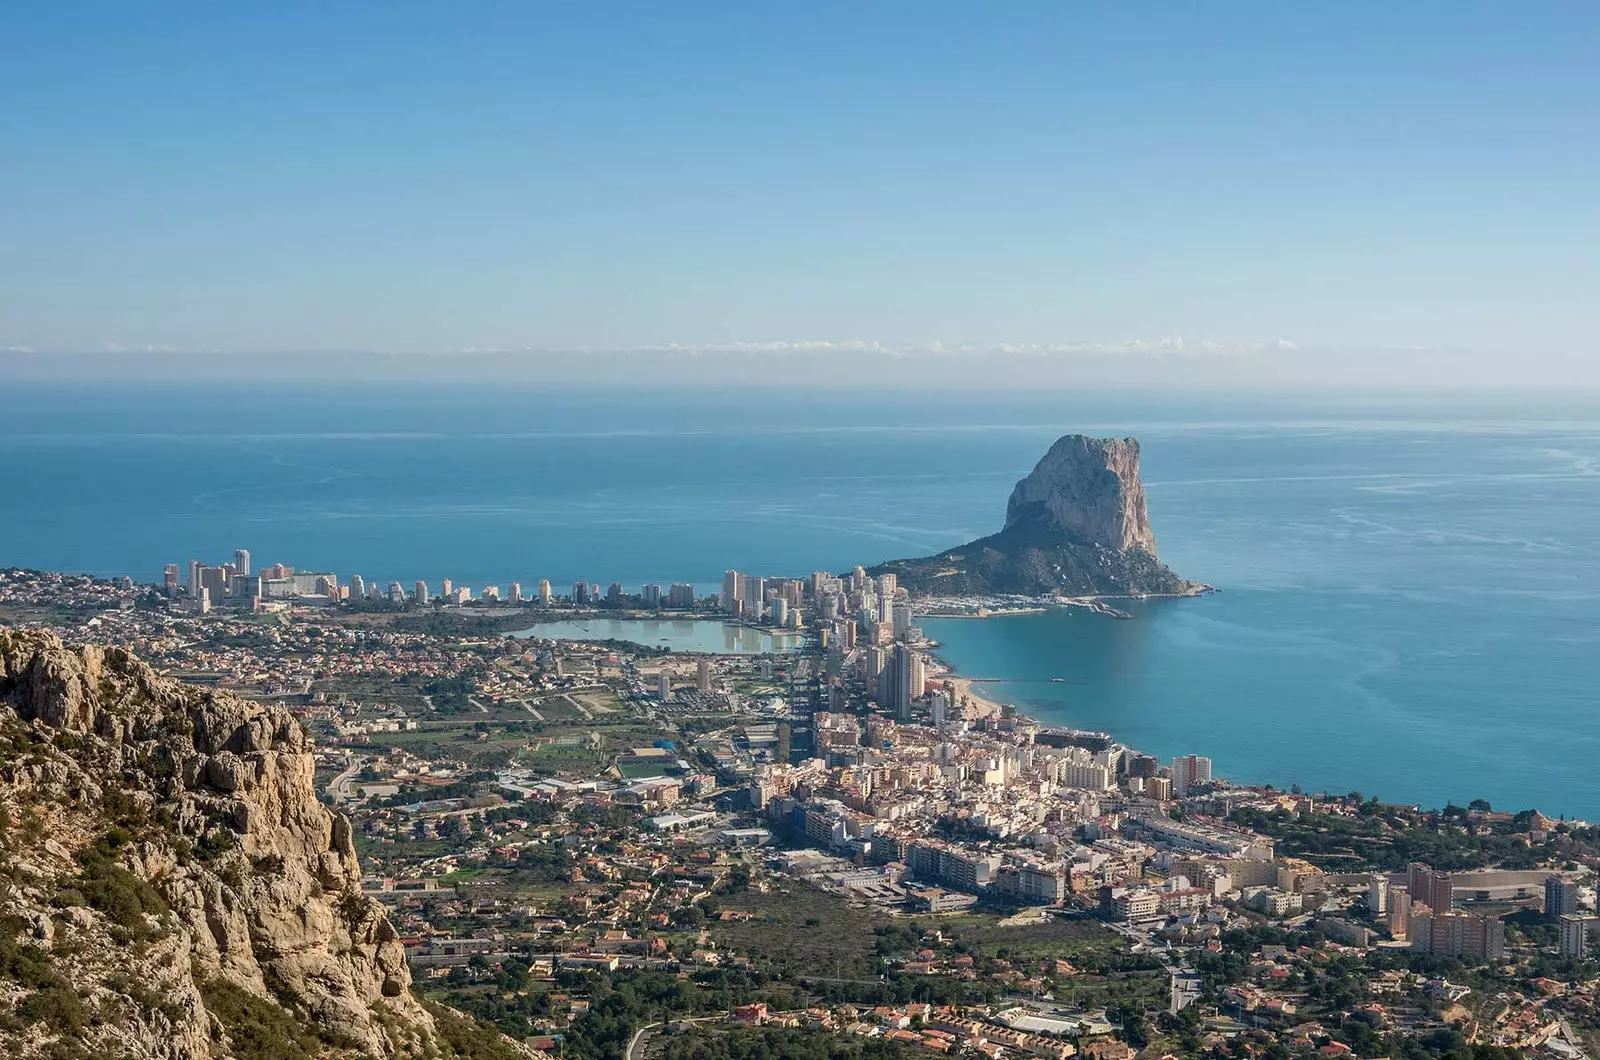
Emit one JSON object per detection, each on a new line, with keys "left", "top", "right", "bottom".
{"left": 915, "top": 585, "right": 1216, "bottom": 622}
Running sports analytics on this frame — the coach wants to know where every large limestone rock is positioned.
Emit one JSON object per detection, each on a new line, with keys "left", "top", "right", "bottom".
{"left": 1004, "top": 435, "right": 1157, "bottom": 554}
{"left": 872, "top": 433, "right": 1199, "bottom": 597}
{"left": 0, "top": 628, "right": 545, "bottom": 1060}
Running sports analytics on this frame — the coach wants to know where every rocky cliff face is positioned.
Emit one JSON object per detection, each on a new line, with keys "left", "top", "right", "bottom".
{"left": 0, "top": 628, "right": 541, "bottom": 1060}
{"left": 1004, "top": 436, "right": 1157, "bottom": 554}
{"left": 872, "top": 433, "right": 1198, "bottom": 597}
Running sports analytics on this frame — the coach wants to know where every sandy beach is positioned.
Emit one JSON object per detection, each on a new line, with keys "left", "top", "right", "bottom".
{"left": 933, "top": 669, "right": 1006, "bottom": 720}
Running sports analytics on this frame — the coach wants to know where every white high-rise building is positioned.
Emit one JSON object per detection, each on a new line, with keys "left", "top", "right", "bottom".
{"left": 696, "top": 658, "right": 712, "bottom": 692}
{"left": 658, "top": 671, "right": 671, "bottom": 699}
{"left": 892, "top": 603, "right": 912, "bottom": 639}
{"left": 509, "top": 582, "right": 523, "bottom": 604}
{"left": 1171, "top": 755, "right": 1213, "bottom": 796}
{"left": 537, "top": 578, "right": 552, "bottom": 605}
{"left": 350, "top": 574, "right": 366, "bottom": 600}
{"left": 233, "top": 549, "right": 251, "bottom": 576}
{"left": 722, "top": 570, "right": 742, "bottom": 614}
{"left": 414, "top": 580, "right": 430, "bottom": 604}
{"left": 1559, "top": 915, "right": 1595, "bottom": 958}
{"left": 1369, "top": 874, "right": 1389, "bottom": 914}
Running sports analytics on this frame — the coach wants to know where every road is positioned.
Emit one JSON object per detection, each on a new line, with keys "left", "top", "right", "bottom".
{"left": 626, "top": 1015, "right": 722, "bottom": 1060}
{"left": 625, "top": 1021, "right": 662, "bottom": 1060}
{"left": 327, "top": 756, "right": 365, "bottom": 804}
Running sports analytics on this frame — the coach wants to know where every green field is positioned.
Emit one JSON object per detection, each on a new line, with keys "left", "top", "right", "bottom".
{"left": 709, "top": 881, "right": 889, "bottom": 980}
{"left": 908, "top": 910, "right": 1127, "bottom": 961}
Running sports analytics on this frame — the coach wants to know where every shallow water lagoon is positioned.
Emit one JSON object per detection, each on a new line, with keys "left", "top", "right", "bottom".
{"left": 509, "top": 618, "right": 801, "bottom": 654}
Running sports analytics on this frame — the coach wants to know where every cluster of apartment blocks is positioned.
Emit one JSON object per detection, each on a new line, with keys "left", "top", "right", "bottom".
{"left": 744, "top": 709, "right": 1274, "bottom": 912}
{"left": 162, "top": 549, "right": 710, "bottom": 613}
{"left": 171, "top": 550, "right": 872, "bottom": 628}
{"left": 1365, "top": 863, "right": 1516, "bottom": 959}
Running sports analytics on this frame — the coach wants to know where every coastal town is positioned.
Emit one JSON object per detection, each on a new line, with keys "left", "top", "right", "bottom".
{"left": 3, "top": 561, "right": 1600, "bottom": 1060}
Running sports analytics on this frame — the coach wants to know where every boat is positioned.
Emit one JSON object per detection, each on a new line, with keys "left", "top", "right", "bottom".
{"left": 1051, "top": 677, "right": 1066, "bottom": 683}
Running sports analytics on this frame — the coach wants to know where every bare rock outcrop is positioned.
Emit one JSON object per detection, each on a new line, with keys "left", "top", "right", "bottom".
{"left": 1004, "top": 435, "right": 1158, "bottom": 554}
{"left": 872, "top": 433, "right": 1198, "bottom": 597}
{"left": 0, "top": 628, "right": 544, "bottom": 1060}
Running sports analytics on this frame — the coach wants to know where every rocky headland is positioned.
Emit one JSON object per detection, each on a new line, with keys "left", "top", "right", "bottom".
{"left": 872, "top": 434, "right": 1201, "bottom": 598}
{"left": 0, "top": 628, "right": 543, "bottom": 1060}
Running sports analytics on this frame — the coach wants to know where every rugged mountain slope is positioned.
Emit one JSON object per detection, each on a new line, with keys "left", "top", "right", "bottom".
{"left": 0, "top": 628, "right": 542, "bottom": 1060}
{"left": 872, "top": 434, "right": 1199, "bottom": 597}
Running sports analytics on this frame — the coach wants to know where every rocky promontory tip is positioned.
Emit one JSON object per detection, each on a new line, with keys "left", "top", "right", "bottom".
{"left": 872, "top": 433, "right": 1199, "bottom": 598}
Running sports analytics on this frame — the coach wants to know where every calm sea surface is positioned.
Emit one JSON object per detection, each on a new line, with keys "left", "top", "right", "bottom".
{"left": 4, "top": 384, "right": 1598, "bottom": 817}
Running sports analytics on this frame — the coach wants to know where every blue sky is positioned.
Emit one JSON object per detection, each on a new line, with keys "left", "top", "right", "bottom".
{"left": 2, "top": 3, "right": 1597, "bottom": 384}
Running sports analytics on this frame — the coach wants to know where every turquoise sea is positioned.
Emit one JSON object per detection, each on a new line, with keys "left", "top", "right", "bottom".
{"left": 3, "top": 384, "right": 1598, "bottom": 817}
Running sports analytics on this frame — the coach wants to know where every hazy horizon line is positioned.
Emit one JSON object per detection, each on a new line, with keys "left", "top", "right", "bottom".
{"left": 5, "top": 343, "right": 1598, "bottom": 389}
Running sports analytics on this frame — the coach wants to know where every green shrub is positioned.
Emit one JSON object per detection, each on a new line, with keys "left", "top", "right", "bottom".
{"left": 194, "top": 828, "right": 238, "bottom": 863}
{"left": 0, "top": 916, "right": 59, "bottom": 989}
{"left": 17, "top": 983, "right": 86, "bottom": 1036}
{"left": 70, "top": 849, "right": 168, "bottom": 940}
{"left": 424, "top": 999, "right": 531, "bottom": 1060}
{"left": 198, "top": 978, "right": 323, "bottom": 1060}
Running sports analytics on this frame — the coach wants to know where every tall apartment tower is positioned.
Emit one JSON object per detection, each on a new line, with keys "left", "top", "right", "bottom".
{"left": 1368, "top": 874, "right": 1389, "bottom": 915}
{"left": 1387, "top": 888, "right": 1412, "bottom": 939}
{"left": 537, "top": 578, "right": 552, "bottom": 605}
{"left": 233, "top": 549, "right": 251, "bottom": 576}
{"left": 509, "top": 582, "right": 522, "bottom": 604}
{"left": 696, "top": 658, "right": 713, "bottom": 693}
{"left": 891, "top": 643, "right": 915, "bottom": 722}
{"left": 414, "top": 580, "right": 430, "bottom": 604}
{"left": 1559, "top": 914, "right": 1595, "bottom": 958}
{"left": 892, "top": 603, "right": 913, "bottom": 639}
{"left": 1171, "top": 755, "right": 1213, "bottom": 796}
{"left": 163, "top": 563, "right": 181, "bottom": 596}
{"left": 1407, "top": 863, "right": 1453, "bottom": 914}
{"left": 1547, "top": 876, "right": 1581, "bottom": 919}
{"left": 722, "top": 570, "right": 742, "bottom": 614}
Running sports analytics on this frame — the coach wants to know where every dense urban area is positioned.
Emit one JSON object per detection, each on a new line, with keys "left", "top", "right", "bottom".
{"left": 4, "top": 560, "right": 1599, "bottom": 1060}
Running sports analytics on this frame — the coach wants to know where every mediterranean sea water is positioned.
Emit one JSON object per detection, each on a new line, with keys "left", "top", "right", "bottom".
{"left": 3, "top": 384, "right": 1598, "bottom": 817}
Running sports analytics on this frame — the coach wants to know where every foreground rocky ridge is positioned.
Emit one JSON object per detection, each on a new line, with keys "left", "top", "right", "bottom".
{"left": 874, "top": 434, "right": 1199, "bottom": 597}
{"left": 0, "top": 628, "right": 541, "bottom": 1060}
